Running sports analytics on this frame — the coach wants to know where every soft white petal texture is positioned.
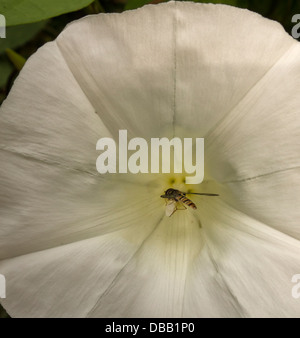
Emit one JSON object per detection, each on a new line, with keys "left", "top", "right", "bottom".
{"left": 53, "top": 0, "right": 300, "bottom": 240}
{"left": 86, "top": 212, "right": 201, "bottom": 317}
{"left": 0, "top": 219, "right": 163, "bottom": 318}
{"left": 0, "top": 1, "right": 300, "bottom": 318}
{"left": 173, "top": 1, "right": 295, "bottom": 136}
{"left": 196, "top": 198, "right": 300, "bottom": 317}
{"left": 56, "top": 4, "right": 176, "bottom": 139}
{"left": 3, "top": 199, "right": 299, "bottom": 318}
{"left": 0, "top": 152, "right": 162, "bottom": 259}
{"left": 206, "top": 42, "right": 300, "bottom": 183}
{"left": 206, "top": 43, "right": 300, "bottom": 237}
{"left": 223, "top": 168, "right": 300, "bottom": 239}
{"left": 0, "top": 39, "right": 163, "bottom": 259}
{"left": 54, "top": 2, "right": 296, "bottom": 139}
{"left": 83, "top": 211, "right": 241, "bottom": 318}
{"left": 0, "top": 42, "right": 110, "bottom": 172}
{"left": 171, "top": 2, "right": 300, "bottom": 239}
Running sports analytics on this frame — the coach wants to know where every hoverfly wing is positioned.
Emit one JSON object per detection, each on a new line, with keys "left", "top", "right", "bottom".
{"left": 165, "top": 200, "right": 177, "bottom": 217}
{"left": 165, "top": 200, "right": 187, "bottom": 217}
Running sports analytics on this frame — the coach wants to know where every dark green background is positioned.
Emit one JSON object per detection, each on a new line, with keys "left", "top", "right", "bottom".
{"left": 0, "top": 0, "right": 299, "bottom": 318}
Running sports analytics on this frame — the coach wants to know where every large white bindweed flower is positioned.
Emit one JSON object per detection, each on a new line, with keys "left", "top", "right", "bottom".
{"left": 0, "top": 1, "right": 300, "bottom": 318}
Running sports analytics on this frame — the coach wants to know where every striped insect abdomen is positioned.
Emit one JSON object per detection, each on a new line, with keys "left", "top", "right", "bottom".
{"left": 177, "top": 195, "right": 197, "bottom": 209}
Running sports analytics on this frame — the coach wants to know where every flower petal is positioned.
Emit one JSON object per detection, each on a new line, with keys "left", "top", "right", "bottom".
{"left": 223, "top": 168, "right": 300, "bottom": 239}
{"left": 173, "top": 1, "right": 295, "bottom": 136}
{"left": 196, "top": 198, "right": 300, "bottom": 317}
{"left": 55, "top": 2, "right": 295, "bottom": 139}
{"left": 0, "top": 219, "right": 161, "bottom": 318}
{"left": 0, "top": 151, "right": 162, "bottom": 259}
{"left": 0, "top": 42, "right": 110, "bottom": 172}
{"left": 85, "top": 212, "right": 244, "bottom": 318}
{"left": 56, "top": 3, "right": 176, "bottom": 139}
{"left": 2, "top": 209, "right": 240, "bottom": 318}
{"left": 205, "top": 43, "right": 300, "bottom": 237}
{"left": 206, "top": 43, "right": 300, "bottom": 182}
{"left": 0, "top": 40, "right": 164, "bottom": 258}
{"left": 1, "top": 1, "right": 299, "bottom": 319}
{"left": 85, "top": 212, "right": 204, "bottom": 317}
{"left": 3, "top": 197, "right": 299, "bottom": 317}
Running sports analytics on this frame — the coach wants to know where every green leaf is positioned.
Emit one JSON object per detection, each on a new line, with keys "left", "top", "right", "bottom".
{"left": 6, "top": 48, "right": 26, "bottom": 70}
{"left": 0, "top": 0, "right": 94, "bottom": 26}
{"left": 0, "top": 21, "right": 46, "bottom": 54}
{"left": 125, "top": 0, "right": 154, "bottom": 11}
{"left": 0, "top": 56, "right": 13, "bottom": 87}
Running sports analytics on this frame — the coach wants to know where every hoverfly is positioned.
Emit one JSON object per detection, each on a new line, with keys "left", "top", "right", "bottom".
{"left": 160, "top": 188, "right": 219, "bottom": 217}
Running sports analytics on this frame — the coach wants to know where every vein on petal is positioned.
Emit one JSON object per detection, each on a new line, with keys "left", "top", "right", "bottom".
{"left": 172, "top": 0, "right": 177, "bottom": 139}
{"left": 180, "top": 214, "right": 202, "bottom": 317}
{"left": 0, "top": 193, "right": 161, "bottom": 261}
{"left": 204, "top": 43, "right": 297, "bottom": 144}
{"left": 54, "top": 41, "right": 118, "bottom": 139}
{"left": 0, "top": 146, "right": 158, "bottom": 189}
{"left": 0, "top": 146, "right": 99, "bottom": 178}
{"left": 84, "top": 212, "right": 166, "bottom": 318}
{"left": 221, "top": 165, "right": 300, "bottom": 184}
{"left": 204, "top": 239, "right": 248, "bottom": 318}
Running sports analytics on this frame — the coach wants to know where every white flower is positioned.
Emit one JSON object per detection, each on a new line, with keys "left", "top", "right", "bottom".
{"left": 0, "top": 1, "right": 300, "bottom": 318}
